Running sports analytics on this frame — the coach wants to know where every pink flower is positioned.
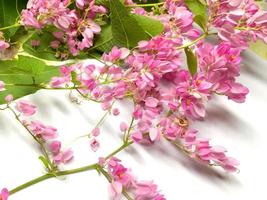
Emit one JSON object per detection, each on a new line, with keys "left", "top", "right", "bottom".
{"left": 131, "top": 131, "right": 143, "bottom": 143}
{"left": 145, "top": 97, "right": 159, "bottom": 108}
{"left": 0, "top": 40, "right": 10, "bottom": 50}
{"left": 107, "top": 157, "right": 133, "bottom": 186}
{"left": 53, "top": 31, "right": 64, "bottom": 40}
{"left": 149, "top": 128, "right": 160, "bottom": 142}
{"left": 120, "top": 122, "right": 128, "bottom": 132}
{"left": 134, "top": 181, "right": 164, "bottom": 200}
{"left": 5, "top": 95, "right": 13, "bottom": 103}
{"left": 109, "top": 181, "right": 122, "bottom": 199}
{"left": 28, "top": 121, "right": 58, "bottom": 140}
{"left": 53, "top": 149, "right": 73, "bottom": 164}
{"left": 31, "top": 40, "right": 40, "bottom": 47}
{"left": 16, "top": 100, "right": 37, "bottom": 116}
{"left": 50, "top": 40, "right": 60, "bottom": 49}
{"left": 50, "top": 77, "right": 70, "bottom": 88}
{"left": 76, "top": 0, "right": 85, "bottom": 9}
{"left": 181, "top": 95, "right": 206, "bottom": 119}
{"left": 102, "top": 46, "right": 130, "bottom": 62}
{"left": 91, "top": 128, "right": 100, "bottom": 137}
{"left": 0, "top": 188, "right": 9, "bottom": 200}
{"left": 90, "top": 138, "right": 100, "bottom": 152}
{"left": 226, "top": 82, "right": 249, "bottom": 103}
{"left": 112, "top": 108, "right": 120, "bottom": 116}
{"left": 49, "top": 141, "right": 62, "bottom": 155}
{"left": 0, "top": 81, "right": 5, "bottom": 91}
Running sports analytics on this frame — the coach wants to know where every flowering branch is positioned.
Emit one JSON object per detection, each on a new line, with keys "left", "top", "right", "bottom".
{"left": 6, "top": 105, "right": 56, "bottom": 171}
{"left": 9, "top": 141, "right": 133, "bottom": 197}
{"left": 1, "top": 0, "right": 267, "bottom": 199}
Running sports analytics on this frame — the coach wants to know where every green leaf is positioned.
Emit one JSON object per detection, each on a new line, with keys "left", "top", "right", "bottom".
{"left": 0, "top": 56, "right": 59, "bottom": 104}
{"left": 93, "top": 14, "right": 163, "bottom": 53}
{"left": 12, "top": 55, "right": 47, "bottom": 75}
{"left": 249, "top": 40, "right": 267, "bottom": 60}
{"left": 22, "top": 31, "right": 60, "bottom": 61}
{"left": 109, "top": 0, "right": 150, "bottom": 48}
{"left": 93, "top": 25, "right": 115, "bottom": 52}
{"left": 95, "top": 0, "right": 109, "bottom": 7}
{"left": 184, "top": 0, "right": 207, "bottom": 16}
{"left": 184, "top": 0, "right": 207, "bottom": 31}
{"left": 193, "top": 15, "right": 207, "bottom": 32}
{"left": 185, "top": 47, "right": 198, "bottom": 76}
{"left": 38, "top": 156, "right": 51, "bottom": 170}
{"left": 131, "top": 14, "right": 164, "bottom": 37}
{"left": 0, "top": 0, "right": 28, "bottom": 36}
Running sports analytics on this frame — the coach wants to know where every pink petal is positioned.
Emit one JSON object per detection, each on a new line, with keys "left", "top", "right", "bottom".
{"left": 145, "top": 97, "right": 159, "bottom": 108}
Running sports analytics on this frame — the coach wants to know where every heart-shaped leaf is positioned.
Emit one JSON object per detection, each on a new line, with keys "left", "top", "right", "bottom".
{"left": 0, "top": 56, "right": 59, "bottom": 104}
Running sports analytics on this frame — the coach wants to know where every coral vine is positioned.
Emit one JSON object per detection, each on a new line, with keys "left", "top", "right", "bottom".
{"left": 0, "top": 0, "right": 267, "bottom": 199}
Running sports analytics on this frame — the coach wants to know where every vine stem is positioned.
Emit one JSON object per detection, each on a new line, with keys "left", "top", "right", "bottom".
{"left": 9, "top": 163, "right": 98, "bottom": 195}
{"left": 177, "top": 33, "right": 209, "bottom": 50}
{"left": 5, "top": 83, "right": 85, "bottom": 90}
{"left": 0, "top": 24, "right": 21, "bottom": 31}
{"left": 7, "top": 106, "right": 55, "bottom": 171}
{"left": 9, "top": 141, "right": 134, "bottom": 196}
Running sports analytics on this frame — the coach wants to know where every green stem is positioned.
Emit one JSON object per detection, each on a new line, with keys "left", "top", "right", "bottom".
{"left": 9, "top": 174, "right": 53, "bottom": 195}
{"left": 124, "top": 117, "right": 135, "bottom": 143}
{"left": 9, "top": 163, "right": 98, "bottom": 195}
{"left": 9, "top": 141, "right": 133, "bottom": 197}
{"left": 7, "top": 106, "right": 55, "bottom": 171}
{"left": 5, "top": 83, "right": 84, "bottom": 90}
{"left": 92, "top": 101, "right": 115, "bottom": 130}
{"left": 105, "top": 141, "right": 133, "bottom": 160}
{"left": 0, "top": 24, "right": 21, "bottom": 31}
{"left": 75, "top": 88, "right": 101, "bottom": 103}
{"left": 177, "top": 33, "right": 209, "bottom": 50}
{"left": 126, "top": 2, "right": 164, "bottom": 8}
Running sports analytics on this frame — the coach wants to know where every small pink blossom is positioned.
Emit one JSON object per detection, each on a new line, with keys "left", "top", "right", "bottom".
{"left": 90, "top": 138, "right": 100, "bottom": 152}
{"left": 50, "top": 40, "right": 60, "bottom": 49}
{"left": 31, "top": 40, "right": 40, "bottom": 47}
{"left": 145, "top": 97, "right": 159, "bottom": 108}
{"left": 5, "top": 95, "right": 13, "bottom": 103}
{"left": 98, "top": 157, "right": 106, "bottom": 167}
{"left": 149, "top": 128, "right": 160, "bottom": 142}
{"left": 0, "top": 188, "right": 9, "bottom": 200}
{"left": 53, "top": 31, "right": 64, "bottom": 39}
{"left": 28, "top": 121, "right": 58, "bottom": 140}
{"left": 16, "top": 100, "right": 37, "bottom": 116}
{"left": 0, "top": 40, "right": 10, "bottom": 51}
{"left": 53, "top": 149, "right": 73, "bottom": 165}
{"left": 0, "top": 81, "right": 5, "bottom": 91}
{"left": 91, "top": 128, "right": 100, "bottom": 137}
{"left": 134, "top": 181, "right": 160, "bottom": 200}
{"left": 102, "top": 46, "right": 130, "bottom": 62}
{"left": 49, "top": 141, "right": 62, "bottom": 155}
{"left": 109, "top": 181, "right": 122, "bottom": 199}
{"left": 120, "top": 122, "right": 128, "bottom": 132}
{"left": 50, "top": 77, "right": 69, "bottom": 88}
{"left": 131, "top": 131, "right": 143, "bottom": 143}
{"left": 112, "top": 108, "right": 120, "bottom": 116}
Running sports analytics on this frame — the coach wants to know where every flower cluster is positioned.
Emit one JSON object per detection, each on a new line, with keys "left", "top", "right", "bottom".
{"left": 14, "top": 100, "right": 73, "bottom": 166}
{"left": 21, "top": 0, "right": 106, "bottom": 56}
{"left": 209, "top": 0, "right": 267, "bottom": 47}
{"left": 1, "top": 0, "right": 267, "bottom": 199}
{"left": 100, "top": 157, "right": 165, "bottom": 200}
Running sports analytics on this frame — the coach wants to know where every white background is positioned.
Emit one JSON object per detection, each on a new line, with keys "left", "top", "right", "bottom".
{"left": 0, "top": 51, "right": 267, "bottom": 200}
